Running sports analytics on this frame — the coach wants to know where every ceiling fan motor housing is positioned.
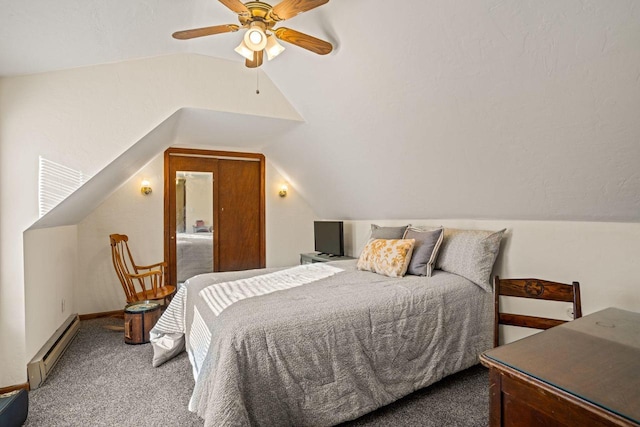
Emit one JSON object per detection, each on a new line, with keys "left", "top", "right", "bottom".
{"left": 239, "top": 2, "right": 277, "bottom": 29}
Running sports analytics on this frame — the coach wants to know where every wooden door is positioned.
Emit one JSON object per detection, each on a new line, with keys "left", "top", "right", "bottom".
{"left": 164, "top": 149, "right": 265, "bottom": 286}
{"left": 218, "top": 159, "right": 263, "bottom": 271}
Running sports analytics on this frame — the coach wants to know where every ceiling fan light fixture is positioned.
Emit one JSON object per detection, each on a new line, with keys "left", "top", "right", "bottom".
{"left": 265, "top": 35, "right": 285, "bottom": 60}
{"left": 244, "top": 22, "right": 268, "bottom": 51}
{"left": 234, "top": 40, "right": 255, "bottom": 61}
{"left": 172, "top": 0, "right": 333, "bottom": 69}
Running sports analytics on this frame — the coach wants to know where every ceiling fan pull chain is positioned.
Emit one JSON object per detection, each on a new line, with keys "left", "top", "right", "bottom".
{"left": 256, "top": 69, "right": 260, "bottom": 95}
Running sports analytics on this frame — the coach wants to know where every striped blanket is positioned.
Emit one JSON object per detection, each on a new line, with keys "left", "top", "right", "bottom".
{"left": 200, "top": 263, "right": 343, "bottom": 317}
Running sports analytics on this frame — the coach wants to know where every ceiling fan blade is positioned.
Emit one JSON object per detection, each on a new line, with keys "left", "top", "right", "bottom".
{"left": 270, "top": 0, "right": 329, "bottom": 21}
{"left": 219, "top": 0, "right": 250, "bottom": 16}
{"left": 274, "top": 27, "right": 332, "bottom": 55}
{"left": 172, "top": 24, "right": 239, "bottom": 40}
{"left": 246, "top": 50, "right": 264, "bottom": 68}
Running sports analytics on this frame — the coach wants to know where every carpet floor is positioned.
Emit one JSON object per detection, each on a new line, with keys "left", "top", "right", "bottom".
{"left": 25, "top": 318, "right": 489, "bottom": 426}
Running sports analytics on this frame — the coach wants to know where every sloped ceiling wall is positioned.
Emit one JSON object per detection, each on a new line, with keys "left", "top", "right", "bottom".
{"left": 29, "top": 108, "right": 303, "bottom": 230}
{"left": 3, "top": 0, "right": 638, "bottom": 222}
{"left": 259, "top": 1, "right": 640, "bottom": 222}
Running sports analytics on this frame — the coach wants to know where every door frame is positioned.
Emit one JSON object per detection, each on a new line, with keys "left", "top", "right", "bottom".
{"left": 164, "top": 147, "right": 266, "bottom": 285}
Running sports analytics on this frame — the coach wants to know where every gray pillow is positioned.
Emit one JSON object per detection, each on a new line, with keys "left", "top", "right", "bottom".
{"left": 436, "top": 228, "right": 506, "bottom": 291}
{"left": 403, "top": 227, "right": 444, "bottom": 276}
{"left": 370, "top": 224, "right": 410, "bottom": 239}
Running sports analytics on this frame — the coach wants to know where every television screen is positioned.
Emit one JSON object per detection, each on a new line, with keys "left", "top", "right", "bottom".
{"left": 314, "top": 221, "right": 344, "bottom": 256}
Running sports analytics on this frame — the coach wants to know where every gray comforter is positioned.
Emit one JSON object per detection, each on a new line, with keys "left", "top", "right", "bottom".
{"left": 152, "top": 260, "right": 493, "bottom": 426}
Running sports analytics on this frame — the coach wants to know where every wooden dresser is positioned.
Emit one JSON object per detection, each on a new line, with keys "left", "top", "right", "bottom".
{"left": 480, "top": 307, "right": 640, "bottom": 427}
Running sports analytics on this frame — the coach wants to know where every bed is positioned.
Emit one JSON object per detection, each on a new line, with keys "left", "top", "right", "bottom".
{"left": 176, "top": 232, "right": 213, "bottom": 283}
{"left": 151, "top": 256, "right": 494, "bottom": 426}
{"left": 152, "top": 226, "right": 504, "bottom": 425}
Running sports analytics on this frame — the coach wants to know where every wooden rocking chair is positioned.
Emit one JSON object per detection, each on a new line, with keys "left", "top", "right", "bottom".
{"left": 109, "top": 234, "right": 176, "bottom": 305}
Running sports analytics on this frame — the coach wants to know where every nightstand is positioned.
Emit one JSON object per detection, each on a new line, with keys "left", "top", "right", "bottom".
{"left": 300, "top": 253, "right": 355, "bottom": 265}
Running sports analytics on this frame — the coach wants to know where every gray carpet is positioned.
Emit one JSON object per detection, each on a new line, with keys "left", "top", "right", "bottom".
{"left": 25, "top": 318, "right": 489, "bottom": 426}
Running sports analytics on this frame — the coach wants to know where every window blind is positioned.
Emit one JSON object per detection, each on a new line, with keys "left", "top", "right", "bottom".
{"left": 38, "top": 156, "right": 88, "bottom": 217}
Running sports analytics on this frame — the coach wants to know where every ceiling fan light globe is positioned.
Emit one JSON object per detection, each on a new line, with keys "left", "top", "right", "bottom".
{"left": 249, "top": 31, "right": 263, "bottom": 45}
{"left": 244, "top": 27, "right": 268, "bottom": 51}
{"left": 265, "top": 35, "right": 285, "bottom": 61}
{"left": 234, "top": 40, "right": 255, "bottom": 61}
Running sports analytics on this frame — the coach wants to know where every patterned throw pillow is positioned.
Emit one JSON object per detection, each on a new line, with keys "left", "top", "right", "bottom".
{"left": 403, "top": 227, "right": 444, "bottom": 277}
{"left": 357, "top": 239, "right": 416, "bottom": 278}
{"left": 435, "top": 228, "right": 506, "bottom": 291}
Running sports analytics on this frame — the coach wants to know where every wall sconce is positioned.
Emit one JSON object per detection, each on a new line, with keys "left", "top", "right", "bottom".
{"left": 279, "top": 184, "right": 288, "bottom": 198}
{"left": 141, "top": 180, "right": 152, "bottom": 195}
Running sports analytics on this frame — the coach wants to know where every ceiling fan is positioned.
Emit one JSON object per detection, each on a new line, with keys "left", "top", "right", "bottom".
{"left": 172, "top": 0, "right": 333, "bottom": 68}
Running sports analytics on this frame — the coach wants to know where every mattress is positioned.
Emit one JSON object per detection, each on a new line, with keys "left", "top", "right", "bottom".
{"left": 151, "top": 260, "right": 493, "bottom": 426}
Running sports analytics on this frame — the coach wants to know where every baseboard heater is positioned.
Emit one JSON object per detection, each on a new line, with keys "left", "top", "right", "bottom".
{"left": 27, "top": 314, "right": 80, "bottom": 390}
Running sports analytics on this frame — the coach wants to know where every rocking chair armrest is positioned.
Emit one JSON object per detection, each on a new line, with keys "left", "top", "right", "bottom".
{"left": 126, "top": 269, "right": 163, "bottom": 280}
{"left": 134, "top": 261, "right": 167, "bottom": 270}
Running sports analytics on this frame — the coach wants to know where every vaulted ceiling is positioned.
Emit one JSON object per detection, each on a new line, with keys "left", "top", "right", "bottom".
{"left": 2, "top": 0, "right": 639, "bottom": 222}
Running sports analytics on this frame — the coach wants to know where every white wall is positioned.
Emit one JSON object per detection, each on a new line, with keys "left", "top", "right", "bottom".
{"left": 343, "top": 219, "right": 640, "bottom": 343}
{"left": 76, "top": 155, "right": 165, "bottom": 315}
{"left": 266, "top": 163, "right": 316, "bottom": 268}
{"left": 23, "top": 226, "right": 77, "bottom": 361}
{"left": 0, "top": 53, "right": 302, "bottom": 388}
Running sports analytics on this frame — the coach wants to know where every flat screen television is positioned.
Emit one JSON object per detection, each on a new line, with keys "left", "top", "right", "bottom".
{"left": 314, "top": 221, "right": 344, "bottom": 256}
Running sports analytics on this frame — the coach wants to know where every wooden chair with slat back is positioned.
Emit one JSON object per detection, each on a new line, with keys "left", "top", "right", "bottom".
{"left": 109, "top": 234, "right": 176, "bottom": 305}
{"left": 494, "top": 276, "right": 582, "bottom": 347}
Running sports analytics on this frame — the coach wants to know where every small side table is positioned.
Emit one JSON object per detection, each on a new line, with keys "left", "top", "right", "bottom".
{"left": 300, "top": 253, "right": 355, "bottom": 265}
{"left": 124, "top": 301, "right": 161, "bottom": 345}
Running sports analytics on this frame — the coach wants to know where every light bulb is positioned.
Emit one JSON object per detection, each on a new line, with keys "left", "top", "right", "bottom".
{"left": 249, "top": 30, "right": 263, "bottom": 45}
{"left": 140, "top": 180, "right": 152, "bottom": 195}
{"left": 243, "top": 23, "right": 268, "bottom": 51}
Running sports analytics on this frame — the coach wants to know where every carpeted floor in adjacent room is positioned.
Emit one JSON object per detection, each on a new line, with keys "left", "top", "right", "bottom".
{"left": 25, "top": 318, "right": 489, "bottom": 426}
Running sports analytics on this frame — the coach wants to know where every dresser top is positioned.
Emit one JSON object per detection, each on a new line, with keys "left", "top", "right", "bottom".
{"left": 483, "top": 307, "right": 640, "bottom": 424}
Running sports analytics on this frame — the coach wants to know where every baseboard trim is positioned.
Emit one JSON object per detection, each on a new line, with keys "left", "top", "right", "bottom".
{"left": 0, "top": 382, "right": 29, "bottom": 394}
{"left": 79, "top": 309, "right": 124, "bottom": 320}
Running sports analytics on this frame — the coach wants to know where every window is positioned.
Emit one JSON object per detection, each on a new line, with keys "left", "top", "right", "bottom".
{"left": 38, "top": 156, "right": 88, "bottom": 217}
